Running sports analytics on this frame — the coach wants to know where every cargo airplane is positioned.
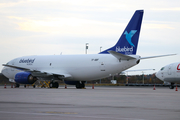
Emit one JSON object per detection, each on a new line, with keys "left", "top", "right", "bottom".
{"left": 1, "top": 10, "right": 175, "bottom": 89}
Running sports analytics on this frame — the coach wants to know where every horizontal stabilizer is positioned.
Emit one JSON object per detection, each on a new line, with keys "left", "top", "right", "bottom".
{"left": 141, "top": 54, "right": 176, "bottom": 59}
{"left": 108, "top": 50, "right": 136, "bottom": 60}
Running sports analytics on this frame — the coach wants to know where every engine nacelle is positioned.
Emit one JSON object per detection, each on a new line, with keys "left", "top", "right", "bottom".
{"left": 15, "top": 72, "right": 37, "bottom": 84}
{"left": 64, "top": 80, "right": 79, "bottom": 85}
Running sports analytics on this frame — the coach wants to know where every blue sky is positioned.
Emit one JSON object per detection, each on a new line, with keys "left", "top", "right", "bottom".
{"left": 0, "top": 0, "right": 179, "bottom": 75}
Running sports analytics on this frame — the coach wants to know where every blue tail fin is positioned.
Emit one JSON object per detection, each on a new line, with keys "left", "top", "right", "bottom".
{"left": 99, "top": 10, "right": 143, "bottom": 55}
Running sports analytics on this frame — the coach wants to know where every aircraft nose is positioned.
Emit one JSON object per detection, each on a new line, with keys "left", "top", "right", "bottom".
{"left": 155, "top": 71, "right": 160, "bottom": 79}
{"left": 1, "top": 67, "right": 5, "bottom": 75}
{"left": 1, "top": 67, "right": 8, "bottom": 77}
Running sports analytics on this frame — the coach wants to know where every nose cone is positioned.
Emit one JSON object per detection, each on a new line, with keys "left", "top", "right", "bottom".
{"left": 1, "top": 67, "right": 9, "bottom": 78}
{"left": 155, "top": 71, "right": 162, "bottom": 81}
{"left": 155, "top": 72, "right": 159, "bottom": 78}
{"left": 1, "top": 67, "right": 6, "bottom": 76}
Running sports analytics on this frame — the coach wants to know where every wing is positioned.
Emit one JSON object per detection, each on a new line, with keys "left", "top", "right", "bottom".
{"left": 2, "top": 64, "right": 72, "bottom": 79}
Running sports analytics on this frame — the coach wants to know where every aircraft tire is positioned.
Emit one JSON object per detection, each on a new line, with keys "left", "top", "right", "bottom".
{"left": 169, "top": 83, "right": 175, "bottom": 89}
{"left": 49, "top": 82, "right": 59, "bottom": 88}
{"left": 49, "top": 82, "right": 53, "bottom": 88}
{"left": 15, "top": 83, "right": 20, "bottom": 88}
{"left": 76, "top": 82, "right": 85, "bottom": 89}
{"left": 81, "top": 82, "right": 85, "bottom": 88}
{"left": 169, "top": 85, "right": 174, "bottom": 89}
{"left": 76, "top": 83, "right": 81, "bottom": 89}
{"left": 54, "top": 82, "right": 59, "bottom": 88}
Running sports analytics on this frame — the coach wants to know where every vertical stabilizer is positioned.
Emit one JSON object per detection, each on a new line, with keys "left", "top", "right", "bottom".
{"left": 99, "top": 10, "right": 143, "bottom": 55}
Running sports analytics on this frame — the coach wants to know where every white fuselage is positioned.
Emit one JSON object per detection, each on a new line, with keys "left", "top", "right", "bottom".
{"left": 156, "top": 62, "right": 180, "bottom": 83}
{"left": 2, "top": 54, "right": 140, "bottom": 81}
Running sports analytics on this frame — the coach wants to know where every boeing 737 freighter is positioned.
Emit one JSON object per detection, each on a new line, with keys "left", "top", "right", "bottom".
{"left": 1, "top": 10, "right": 175, "bottom": 89}
{"left": 156, "top": 62, "right": 180, "bottom": 89}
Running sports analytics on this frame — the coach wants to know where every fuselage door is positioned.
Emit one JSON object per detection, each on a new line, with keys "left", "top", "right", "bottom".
{"left": 100, "top": 62, "right": 105, "bottom": 71}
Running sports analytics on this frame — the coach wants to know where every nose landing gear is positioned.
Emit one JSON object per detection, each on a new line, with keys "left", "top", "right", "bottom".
{"left": 169, "top": 83, "right": 175, "bottom": 89}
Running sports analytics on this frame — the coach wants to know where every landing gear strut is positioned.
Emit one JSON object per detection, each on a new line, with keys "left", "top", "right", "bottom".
{"left": 169, "top": 83, "right": 174, "bottom": 89}
{"left": 76, "top": 81, "right": 85, "bottom": 89}
{"left": 49, "top": 81, "right": 59, "bottom": 88}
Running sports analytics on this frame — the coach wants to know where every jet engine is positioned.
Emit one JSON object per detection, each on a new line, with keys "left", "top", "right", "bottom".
{"left": 15, "top": 72, "right": 37, "bottom": 84}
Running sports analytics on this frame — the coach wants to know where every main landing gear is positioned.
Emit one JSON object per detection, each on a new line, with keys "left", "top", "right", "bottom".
{"left": 15, "top": 83, "right": 20, "bottom": 88}
{"left": 76, "top": 81, "right": 85, "bottom": 89}
{"left": 169, "top": 83, "right": 175, "bottom": 89}
{"left": 49, "top": 81, "right": 59, "bottom": 88}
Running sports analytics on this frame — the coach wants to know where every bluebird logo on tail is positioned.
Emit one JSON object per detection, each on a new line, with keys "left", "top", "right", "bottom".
{"left": 124, "top": 30, "right": 137, "bottom": 47}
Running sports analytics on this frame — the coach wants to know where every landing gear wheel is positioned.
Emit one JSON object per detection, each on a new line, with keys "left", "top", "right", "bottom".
{"left": 15, "top": 83, "right": 20, "bottom": 88}
{"left": 76, "top": 81, "right": 85, "bottom": 89}
{"left": 49, "top": 82, "right": 53, "bottom": 88}
{"left": 54, "top": 82, "right": 59, "bottom": 88}
{"left": 81, "top": 82, "right": 85, "bottom": 88}
{"left": 169, "top": 85, "right": 174, "bottom": 89}
{"left": 169, "top": 83, "right": 175, "bottom": 89}
{"left": 76, "top": 83, "right": 81, "bottom": 89}
{"left": 49, "top": 82, "right": 59, "bottom": 88}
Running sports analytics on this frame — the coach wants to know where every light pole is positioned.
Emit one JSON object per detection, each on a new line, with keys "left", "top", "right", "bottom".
{"left": 85, "top": 43, "right": 89, "bottom": 54}
{"left": 100, "top": 46, "right": 102, "bottom": 52}
{"left": 126, "top": 72, "right": 128, "bottom": 84}
{"left": 142, "top": 71, "right": 144, "bottom": 84}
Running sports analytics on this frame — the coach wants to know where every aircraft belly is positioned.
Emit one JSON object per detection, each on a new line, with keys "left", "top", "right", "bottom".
{"left": 164, "top": 78, "right": 180, "bottom": 83}
{"left": 68, "top": 68, "right": 103, "bottom": 81}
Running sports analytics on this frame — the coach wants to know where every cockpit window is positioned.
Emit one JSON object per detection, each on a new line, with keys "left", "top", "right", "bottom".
{"left": 160, "top": 67, "right": 165, "bottom": 71}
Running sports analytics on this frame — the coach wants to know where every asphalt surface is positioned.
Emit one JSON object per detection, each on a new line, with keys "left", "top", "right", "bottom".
{"left": 0, "top": 86, "right": 180, "bottom": 120}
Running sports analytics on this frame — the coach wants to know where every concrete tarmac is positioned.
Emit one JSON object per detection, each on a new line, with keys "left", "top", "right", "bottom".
{"left": 0, "top": 86, "right": 180, "bottom": 120}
